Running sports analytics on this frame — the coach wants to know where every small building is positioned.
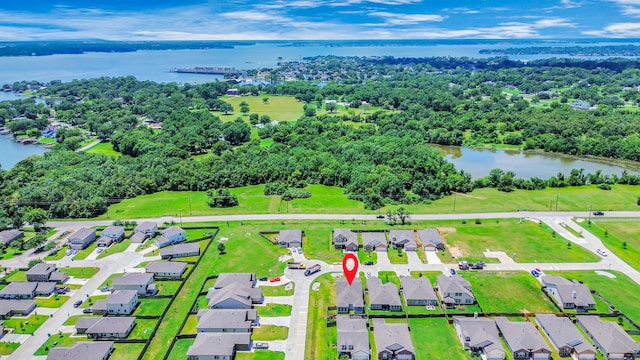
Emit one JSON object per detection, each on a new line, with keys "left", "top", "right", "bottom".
{"left": 145, "top": 261, "right": 187, "bottom": 278}
{"left": 77, "top": 317, "right": 136, "bottom": 339}
{"left": 226, "top": 88, "right": 239, "bottom": 96}
{"left": 0, "top": 300, "right": 36, "bottom": 319}
{"left": 196, "top": 309, "right": 258, "bottom": 333}
{"left": 368, "top": 277, "right": 402, "bottom": 312}
{"left": 389, "top": 230, "right": 417, "bottom": 251}
{"left": 214, "top": 273, "right": 257, "bottom": 289}
{"left": 576, "top": 315, "right": 640, "bottom": 360}
{"left": 454, "top": 317, "right": 506, "bottom": 360}
{"left": 0, "top": 282, "right": 55, "bottom": 299}
{"left": 132, "top": 222, "right": 157, "bottom": 243}
{"left": 417, "top": 229, "right": 445, "bottom": 251}
{"left": 26, "top": 263, "right": 68, "bottom": 283}
{"left": 112, "top": 273, "right": 155, "bottom": 296}
{"left": 186, "top": 333, "right": 251, "bottom": 360}
{"left": 278, "top": 229, "right": 302, "bottom": 248}
{"left": 68, "top": 227, "right": 97, "bottom": 250}
{"left": 207, "top": 273, "right": 262, "bottom": 309}
{"left": 362, "top": 232, "right": 388, "bottom": 252}
{"left": 535, "top": 314, "right": 596, "bottom": 360}
{"left": 401, "top": 276, "right": 438, "bottom": 306}
{"left": 542, "top": 276, "right": 596, "bottom": 311}
{"left": 337, "top": 315, "right": 370, "bottom": 360}
{"left": 101, "top": 226, "right": 125, "bottom": 242}
{"left": 336, "top": 277, "right": 364, "bottom": 314}
{"left": 334, "top": 229, "right": 359, "bottom": 251}
{"left": 0, "top": 230, "right": 24, "bottom": 246}
{"left": 93, "top": 290, "right": 138, "bottom": 315}
{"left": 155, "top": 226, "right": 186, "bottom": 248}
{"left": 373, "top": 318, "right": 415, "bottom": 360}
{"left": 495, "top": 317, "right": 552, "bottom": 360}
{"left": 437, "top": 274, "right": 476, "bottom": 308}
{"left": 46, "top": 341, "right": 114, "bottom": 360}
{"left": 159, "top": 243, "right": 200, "bottom": 259}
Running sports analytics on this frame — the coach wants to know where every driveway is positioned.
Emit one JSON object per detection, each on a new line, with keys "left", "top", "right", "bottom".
{"left": 425, "top": 251, "right": 442, "bottom": 264}
{"left": 259, "top": 316, "right": 291, "bottom": 327}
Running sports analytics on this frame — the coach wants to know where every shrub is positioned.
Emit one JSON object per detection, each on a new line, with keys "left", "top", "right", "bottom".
{"left": 206, "top": 189, "right": 239, "bottom": 208}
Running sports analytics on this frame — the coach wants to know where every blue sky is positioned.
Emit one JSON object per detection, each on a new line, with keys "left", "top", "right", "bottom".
{"left": 0, "top": 0, "right": 636, "bottom": 40}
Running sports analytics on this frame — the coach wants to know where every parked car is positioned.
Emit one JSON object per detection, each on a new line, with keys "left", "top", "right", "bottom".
{"left": 254, "top": 342, "right": 269, "bottom": 349}
{"left": 73, "top": 300, "right": 83, "bottom": 308}
{"left": 259, "top": 276, "right": 268, "bottom": 282}
{"left": 83, "top": 308, "right": 93, "bottom": 313}
{"left": 96, "top": 248, "right": 104, "bottom": 253}
{"left": 593, "top": 211, "right": 605, "bottom": 216}
{"left": 269, "top": 277, "right": 281, "bottom": 283}
{"left": 458, "top": 261, "right": 470, "bottom": 270}
{"left": 100, "top": 286, "right": 111, "bottom": 292}
{"left": 596, "top": 248, "right": 608, "bottom": 257}
{"left": 531, "top": 269, "right": 540, "bottom": 277}
{"left": 65, "top": 249, "right": 72, "bottom": 256}
{"left": 376, "top": 215, "right": 385, "bottom": 219}
{"left": 364, "top": 261, "right": 374, "bottom": 266}
{"left": 449, "top": 269, "right": 456, "bottom": 275}
{"left": 471, "top": 261, "right": 485, "bottom": 270}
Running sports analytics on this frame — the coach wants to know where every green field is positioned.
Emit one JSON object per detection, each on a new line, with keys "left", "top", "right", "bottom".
{"left": 580, "top": 219, "right": 640, "bottom": 271}
{"left": 305, "top": 273, "right": 338, "bottom": 360}
{"left": 111, "top": 343, "right": 146, "bottom": 360}
{"left": 5, "top": 270, "right": 27, "bottom": 282}
{"left": 72, "top": 242, "right": 97, "bottom": 260}
{"left": 134, "top": 298, "right": 171, "bottom": 316}
{"left": 34, "top": 333, "right": 90, "bottom": 355}
{"left": 409, "top": 318, "right": 471, "bottom": 360}
{"left": 167, "top": 339, "right": 194, "bottom": 360}
{"left": 252, "top": 325, "right": 289, "bottom": 340}
{"left": 0, "top": 342, "right": 19, "bottom": 355}
{"left": 85, "top": 142, "right": 121, "bottom": 157}
{"left": 257, "top": 304, "right": 292, "bottom": 317}
{"left": 219, "top": 95, "right": 304, "bottom": 122}
{"left": 4, "top": 314, "right": 49, "bottom": 334}
{"left": 129, "top": 319, "right": 157, "bottom": 339}
{"left": 60, "top": 267, "right": 99, "bottom": 278}
{"left": 63, "top": 315, "right": 95, "bottom": 325}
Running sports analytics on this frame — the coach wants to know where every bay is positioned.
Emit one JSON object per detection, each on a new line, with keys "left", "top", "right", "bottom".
{"left": 0, "top": 135, "right": 48, "bottom": 170}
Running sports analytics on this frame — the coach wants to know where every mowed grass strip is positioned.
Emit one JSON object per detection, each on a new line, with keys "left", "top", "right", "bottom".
{"left": 409, "top": 318, "right": 471, "bottom": 360}
{"left": 252, "top": 325, "right": 289, "bottom": 340}
{"left": 579, "top": 220, "right": 640, "bottom": 271}
{"left": 167, "top": 338, "right": 195, "bottom": 360}
{"left": 236, "top": 351, "right": 286, "bottom": 360}
{"left": 60, "top": 267, "right": 99, "bottom": 278}
{"left": 85, "top": 142, "right": 121, "bottom": 157}
{"left": 218, "top": 95, "right": 304, "bottom": 122}
{"left": 111, "top": 343, "right": 145, "bottom": 360}
{"left": 305, "top": 273, "right": 338, "bottom": 360}
{"left": 261, "top": 283, "right": 295, "bottom": 296}
{"left": 256, "top": 303, "right": 292, "bottom": 317}
{"left": 134, "top": 298, "right": 171, "bottom": 317}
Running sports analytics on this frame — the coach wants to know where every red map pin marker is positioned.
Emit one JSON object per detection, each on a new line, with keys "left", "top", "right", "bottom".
{"left": 342, "top": 253, "right": 359, "bottom": 285}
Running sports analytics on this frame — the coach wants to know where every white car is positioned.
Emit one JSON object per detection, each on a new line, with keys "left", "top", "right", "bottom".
{"left": 596, "top": 248, "right": 608, "bottom": 257}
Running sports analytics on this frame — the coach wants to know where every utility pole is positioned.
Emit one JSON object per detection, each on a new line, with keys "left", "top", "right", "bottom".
{"left": 189, "top": 195, "right": 192, "bottom": 216}
{"left": 453, "top": 193, "right": 457, "bottom": 212}
{"left": 555, "top": 191, "right": 559, "bottom": 211}
{"left": 588, "top": 204, "right": 592, "bottom": 224}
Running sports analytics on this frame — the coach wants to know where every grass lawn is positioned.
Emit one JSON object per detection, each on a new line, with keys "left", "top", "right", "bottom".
{"left": 81, "top": 295, "right": 107, "bottom": 308}
{"left": 357, "top": 248, "right": 377, "bottom": 265}
{"left": 167, "top": 338, "right": 194, "bottom": 360}
{"left": 98, "top": 272, "right": 124, "bottom": 288}
{"left": 0, "top": 342, "right": 20, "bottom": 355}
{"left": 63, "top": 315, "right": 95, "bottom": 325}
{"left": 111, "top": 343, "right": 145, "bottom": 360}
{"left": 134, "top": 298, "right": 171, "bottom": 317}
{"left": 236, "top": 351, "right": 286, "bottom": 360}
{"left": 85, "top": 142, "right": 121, "bottom": 157}
{"left": 156, "top": 280, "right": 183, "bottom": 296}
{"left": 0, "top": 248, "right": 23, "bottom": 260}
{"left": 44, "top": 246, "right": 68, "bottom": 260}
{"left": 378, "top": 271, "right": 401, "bottom": 288}
{"left": 4, "top": 313, "right": 49, "bottom": 334}
{"left": 34, "top": 333, "right": 90, "bottom": 355}
{"left": 387, "top": 247, "right": 409, "bottom": 264}
{"left": 463, "top": 271, "right": 557, "bottom": 314}
{"left": 579, "top": 220, "right": 640, "bottom": 271}
{"left": 129, "top": 319, "right": 157, "bottom": 340}
{"left": 35, "top": 295, "right": 69, "bottom": 308}
{"left": 60, "top": 267, "right": 99, "bottom": 278}
{"left": 261, "top": 282, "right": 295, "bottom": 296}
{"left": 218, "top": 95, "right": 304, "bottom": 122}
{"left": 72, "top": 242, "right": 97, "bottom": 260}
{"left": 257, "top": 304, "right": 292, "bottom": 317}
{"left": 305, "top": 273, "right": 338, "bottom": 360}
{"left": 97, "top": 240, "right": 131, "bottom": 259}
{"left": 5, "top": 270, "right": 27, "bottom": 282}
{"left": 252, "top": 325, "right": 289, "bottom": 340}
{"left": 409, "top": 318, "right": 471, "bottom": 360}
{"left": 180, "top": 314, "right": 198, "bottom": 335}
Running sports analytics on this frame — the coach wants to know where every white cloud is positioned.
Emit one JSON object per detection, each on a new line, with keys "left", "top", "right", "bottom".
{"left": 368, "top": 11, "right": 445, "bottom": 25}
{"left": 583, "top": 22, "right": 640, "bottom": 36}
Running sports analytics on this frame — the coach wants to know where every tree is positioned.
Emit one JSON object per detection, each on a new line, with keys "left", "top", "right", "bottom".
{"left": 386, "top": 209, "right": 397, "bottom": 226}
{"left": 206, "top": 189, "right": 239, "bottom": 208}
{"left": 9, "top": 240, "right": 22, "bottom": 251}
{"left": 623, "top": 241, "right": 628, "bottom": 249}
{"left": 396, "top": 207, "right": 410, "bottom": 225}
{"left": 24, "top": 208, "right": 48, "bottom": 232}
{"left": 25, "top": 234, "right": 47, "bottom": 249}
{"left": 239, "top": 101, "right": 250, "bottom": 115}
{"left": 217, "top": 242, "right": 226, "bottom": 254}
{"left": 220, "top": 102, "right": 234, "bottom": 115}
{"left": 325, "top": 102, "right": 337, "bottom": 113}
{"left": 262, "top": 97, "right": 269, "bottom": 104}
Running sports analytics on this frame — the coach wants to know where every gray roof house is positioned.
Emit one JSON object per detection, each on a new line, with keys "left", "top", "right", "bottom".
{"left": 68, "top": 227, "right": 97, "bottom": 250}
{"left": 0, "top": 299, "right": 36, "bottom": 319}
{"left": 133, "top": 221, "right": 157, "bottom": 242}
{"left": 0, "top": 282, "right": 56, "bottom": 299}
{"left": 92, "top": 290, "right": 138, "bottom": 315}
{"left": 101, "top": 225, "right": 125, "bottom": 240}
{"left": 495, "top": 317, "right": 552, "bottom": 360}
{"left": 389, "top": 230, "right": 417, "bottom": 251}
{"left": 334, "top": 229, "right": 359, "bottom": 251}
{"left": 206, "top": 283, "right": 263, "bottom": 309}
{"left": 0, "top": 229, "right": 23, "bottom": 245}
{"left": 373, "top": 318, "right": 415, "bottom": 360}
{"left": 542, "top": 275, "right": 596, "bottom": 311}
{"left": 362, "top": 232, "right": 388, "bottom": 252}
{"left": 337, "top": 315, "right": 370, "bottom": 360}
{"left": 26, "top": 263, "right": 68, "bottom": 283}
{"left": 278, "top": 229, "right": 302, "bottom": 248}
{"left": 96, "top": 236, "right": 115, "bottom": 248}
{"left": 160, "top": 242, "right": 200, "bottom": 259}
{"left": 214, "top": 273, "right": 256, "bottom": 289}
{"left": 186, "top": 333, "right": 251, "bottom": 360}
{"left": 77, "top": 317, "right": 136, "bottom": 339}
{"left": 46, "top": 341, "right": 114, "bottom": 360}
{"left": 155, "top": 226, "right": 186, "bottom": 248}
{"left": 401, "top": 276, "right": 438, "bottom": 306}
{"left": 146, "top": 261, "right": 187, "bottom": 278}
{"left": 112, "top": 273, "right": 155, "bottom": 296}
{"left": 535, "top": 314, "right": 596, "bottom": 360}
{"left": 196, "top": 309, "right": 258, "bottom": 332}
{"left": 577, "top": 315, "right": 640, "bottom": 360}
{"left": 337, "top": 277, "right": 364, "bottom": 314}
{"left": 368, "top": 277, "right": 402, "bottom": 312}
{"left": 437, "top": 274, "right": 476, "bottom": 308}
{"left": 454, "top": 317, "right": 506, "bottom": 360}
{"left": 417, "top": 229, "right": 445, "bottom": 251}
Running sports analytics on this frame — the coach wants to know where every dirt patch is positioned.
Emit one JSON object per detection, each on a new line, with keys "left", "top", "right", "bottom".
{"left": 437, "top": 227, "right": 457, "bottom": 234}
{"left": 449, "top": 246, "right": 464, "bottom": 258}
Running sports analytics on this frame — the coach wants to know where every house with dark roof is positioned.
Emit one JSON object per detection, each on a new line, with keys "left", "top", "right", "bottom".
{"left": 417, "top": 229, "right": 445, "bottom": 252}
{"left": 214, "top": 273, "right": 257, "bottom": 289}
{"left": 112, "top": 273, "right": 155, "bottom": 296}
{"left": 93, "top": 290, "right": 139, "bottom": 315}
{"left": 0, "top": 282, "right": 56, "bottom": 299}
{"left": 26, "top": 263, "right": 68, "bottom": 283}
{"left": 77, "top": 317, "right": 136, "bottom": 339}
{"left": 454, "top": 317, "right": 506, "bottom": 360}
{"left": 362, "top": 232, "right": 388, "bottom": 252}
{"left": 186, "top": 333, "right": 251, "bottom": 360}
{"left": 373, "top": 318, "right": 415, "bottom": 360}
{"left": 46, "top": 341, "right": 114, "bottom": 360}
{"left": 98, "top": 226, "right": 125, "bottom": 247}
{"left": 196, "top": 309, "right": 258, "bottom": 333}
{"left": 68, "top": 227, "right": 97, "bottom": 250}
{"left": 155, "top": 226, "right": 186, "bottom": 248}
{"left": 535, "top": 314, "right": 596, "bottom": 360}
{"left": 495, "top": 317, "right": 552, "bottom": 360}
{"left": 278, "top": 229, "right": 302, "bottom": 248}
{"left": 336, "top": 278, "right": 364, "bottom": 314}
{"left": 542, "top": 276, "right": 596, "bottom": 311}
{"left": 437, "top": 274, "right": 476, "bottom": 308}
{"left": 145, "top": 261, "right": 187, "bottom": 278}
{"left": 132, "top": 221, "right": 157, "bottom": 243}
{"left": 576, "top": 315, "right": 640, "bottom": 360}
{"left": 337, "top": 315, "right": 370, "bottom": 360}
{"left": 334, "top": 229, "right": 359, "bottom": 251}
{"left": 401, "top": 276, "right": 438, "bottom": 306}
{"left": 207, "top": 273, "right": 262, "bottom": 309}
{"left": 160, "top": 243, "right": 200, "bottom": 259}
{"left": 0, "top": 299, "right": 36, "bottom": 319}
{"left": 0, "top": 230, "right": 23, "bottom": 246}
{"left": 389, "top": 230, "right": 417, "bottom": 251}
{"left": 368, "top": 277, "right": 402, "bottom": 311}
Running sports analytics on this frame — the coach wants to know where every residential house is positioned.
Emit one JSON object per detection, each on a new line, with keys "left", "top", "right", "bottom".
{"left": 278, "top": 229, "right": 302, "bottom": 248}
{"left": 454, "top": 317, "right": 506, "bottom": 360}
{"left": 389, "top": 230, "right": 417, "bottom": 251}
{"left": 68, "top": 227, "right": 97, "bottom": 250}
{"left": 576, "top": 316, "right": 640, "bottom": 360}
{"left": 0, "top": 229, "right": 23, "bottom": 246}
{"left": 46, "top": 341, "right": 114, "bottom": 360}
{"left": 372, "top": 318, "right": 415, "bottom": 360}
{"left": 362, "top": 232, "right": 388, "bottom": 252}
{"left": 196, "top": 309, "right": 258, "bottom": 332}
{"left": 542, "top": 276, "right": 596, "bottom": 311}
{"left": 214, "top": 273, "right": 257, "bottom": 289}
{"left": 368, "top": 277, "right": 402, "bottom": 311}
{"left": 334, "top": 229, "right": 359, "bottom": 251}
{"left": 160, "top": 243, "right": 200, "bottom": 260}
{"left": 417, "top": 229, "right": 445, "bottom": 252}
{"left": 535, "top": 314, "right": 596, "bottom": 360}
{"left": 97, "top": 225, "right": 125, "bottom": 247}
{"left": 146, "top": 261, "right": 187, "bottom": 278}
{"left": 336, "top": 277, "right": 364, "bottom": 314}
{"left": 77, "top": 317, "right": 136, "bottom": 339}
{"left": 337, "top": 315, "right": 370, "bottom": 360}
{"left": 0, "top": 300, "right": 36, "bottom": 319}
{"left": 186, "top": 333, "right": 251, "bottom": 360}
{"left": 26, "top": 263, "right": 68, "bottom": 283}
{"left": 401, "top": 277, "right": 438, "bottom": 306}
{"left": 495, "top": 317, "right": 552, "bottom": 360}
{"left": 112, "top": 273, "right": 155, "bottom": 296}
{"left": 0, "top": 282, "right": 56, "bottom": 299}
{"left": 132, "top": 221, "right": 157, "bottom": 243}
{"left": 572, "top": 101, "right": 592, "bottom": 110}
{"left": 93, "top": 290, "right": 139, "bottom": 315}
{"left": 207, "top": 273, "right": 263, "bottom": 309}
{"left": 155, "top": 226, "right": 186, "bottom": 248}
{"left": 437, "top": 274, "right": 476, "bottom": 308}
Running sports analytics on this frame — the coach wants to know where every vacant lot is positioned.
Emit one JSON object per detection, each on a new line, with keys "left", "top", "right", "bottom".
{"left": 219, "top": 95, "right": 304, "bottom": 122}
{"left": 85, "top": 142, "right": 121, "bottom": 157}
{"left": 580, "top": 219, "right": 640, "bottom": 271}
{"left": 409, "top": 318, "right": 471, "bottom": 360}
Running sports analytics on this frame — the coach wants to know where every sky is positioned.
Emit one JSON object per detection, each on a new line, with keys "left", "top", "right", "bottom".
{"left": 0, "top": 0, "right": 638, "bottom": 41}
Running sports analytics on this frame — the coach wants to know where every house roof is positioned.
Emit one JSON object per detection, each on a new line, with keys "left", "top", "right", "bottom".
{"left": 336, "top": 277, "right": 364, "bottom": 309}
{"left": 76, "top": 317, "right": 101, "bottom": 331}
{"left": 71, "top": 227, "right": 95, "bottom": 240}
{"left": 454, "top": 317, "right": 505, "bottom": 356}
{"left": 206, "top": 280, "right": 262, "bottom": 308}
{"left": 372, "top": 318, "right": 414, "bottom": 355}
{"left": 361, "top": 232, "right": 387, "bottom": 248}
{"left": 279, "top": 230, "right": 302, "bottom": 246}
{"left": 214, "top": 273, "right": 256, "bottom": 289}
{"left": 46, "top": 341, "right": 114, "bottom": 360}
{"left": 417, "top": 229, "right": 444, "bottom": 247}
{"left": 495, "top": 317, "right": 551, "bottom": 353}
{"left": 35, "top": 282, "right": 56, "bottom": 292}
{"left": 535, "top": 314, "right": 594, "bottom": 354}
{"left": 131, "top": 232, "right": 147, "bottom": 242}
{"left": 102, "top": 225, "right": 124, "bottom": 235}
{"left": 334, "top": 229, "right": 358, "bottom": 247}
{"left": 0, "top": 282, "right": 37, "bottom": 296}
{"left": 542, "top": 276, "right": 595, "bottom": 307}
{"left": 187, "top": 333, "right": 251, "bottom": 357}
{"left": 0, "top": 299, "right": 35, "bottom": 316}
{"left": 577, "top": 315, "right": 640, "bottom": 355}
{"left": 437, "top": 274, "right": 474, "bottom": 299}
{"left": 196, "top": 309, "right": 257, "bottom": 330}
{"left": 162, "top": 226, "right": 184, "bottom": 237}
{"left": 160, "top": 243, "right": 200, "bottom": 257}
{"left": 401, "top": 277, "right": 437, "bottom": 302}
{"left": 0, "top": 229, "right": 24, "bottom": 244}
{"left": 106, "top": 290, "right": 138, "bottom": 305}
{"left": 368, "top": 277, "right": 401, "bottom": 307}
{"left": 388, "top": 230, "right": 416, "bottom": 247}
{"left": 49, "top": 271, "right": 69, "bottom": 282}
{"left": 26, "top": 263, "right": 56, "bottom": 276}
{"left": 85, "top": 317, "right": 136, "bottom": 335}
{"left": 113, "top": 273, "right": 153, "bottom": 287}
{"left": 337, "top": 315, "right": 369, "bottom": 356}
{"left": 135, "top": 221, "right": 157, "bottom": 232}
{"left": 146, "top": 261, "right": 187, "bottom": 275}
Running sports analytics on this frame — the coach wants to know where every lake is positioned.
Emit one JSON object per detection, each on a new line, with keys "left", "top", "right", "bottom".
{"left": 0, "top": 135, "right": 48, "bottom": 170}
{"left": 434, "top": 145, "right": 640, "bottom": 179}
